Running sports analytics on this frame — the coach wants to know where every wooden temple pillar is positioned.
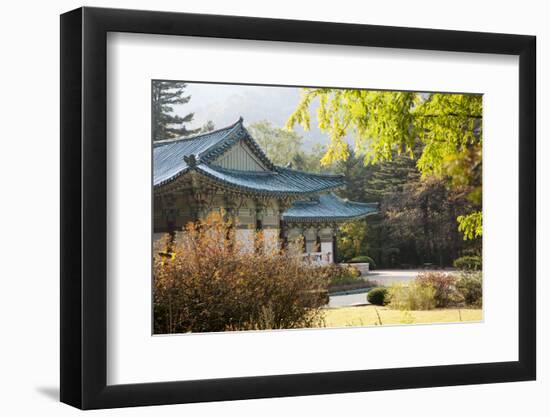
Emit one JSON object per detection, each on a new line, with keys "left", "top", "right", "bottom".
{"left": 332, "top": 232, "right": 338, "bottom": 264}
{"left": 190, "top": 176, "right": 212, "bottom": 222}
{"left": 304, "top": 227, "right": 318, "bottom": 255}
{"left": 277, "top": 198, "right": 292, "bottom": 250}
{"left": 223, "top": 194, "right": 238, "bottom": 222}
{"left": 253, "top": 199, "right": 265, "bottom": 253}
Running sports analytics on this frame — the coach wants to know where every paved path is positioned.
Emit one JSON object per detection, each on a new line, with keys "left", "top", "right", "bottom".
{"left": 328, "top": 291, "right": 370, "bottom": 308}
{"left": 328, "top": 269, "right": 447, "bottom": 308}
{"left": 367, "top": 269, "right": 433, "bottom": 284}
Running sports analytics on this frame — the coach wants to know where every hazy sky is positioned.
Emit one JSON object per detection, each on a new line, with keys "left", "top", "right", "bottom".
{"left": 172, "top": 82, "right": 329, "bottom": 150}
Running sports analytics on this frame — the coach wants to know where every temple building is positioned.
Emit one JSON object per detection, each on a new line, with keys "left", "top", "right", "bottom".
{"left": 153, "top": 117, "right": 378, "bottom": 263}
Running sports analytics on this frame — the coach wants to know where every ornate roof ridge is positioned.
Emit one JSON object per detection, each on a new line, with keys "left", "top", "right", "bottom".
{"left": 153, "top": 117, "right": 243, "bottom": 148}
{"left": 202, "top": 165, "right": 276, "bottom": 176}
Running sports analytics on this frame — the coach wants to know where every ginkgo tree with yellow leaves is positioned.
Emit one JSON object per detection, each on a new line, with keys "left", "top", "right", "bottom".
{"left": 286, "top": 89, "right": 482, "bottom": 240}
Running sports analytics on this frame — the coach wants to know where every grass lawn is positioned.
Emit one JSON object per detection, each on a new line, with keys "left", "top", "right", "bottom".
{"left": 322, "top": 305, "right": 482, "bottom": 328}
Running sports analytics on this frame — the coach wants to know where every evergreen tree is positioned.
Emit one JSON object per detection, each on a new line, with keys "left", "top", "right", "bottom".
{"left": 152, "top": 81, "right": 199, "bottom": 141}
{"left": 329, "top": 144, "right": 479, "bottom": 267}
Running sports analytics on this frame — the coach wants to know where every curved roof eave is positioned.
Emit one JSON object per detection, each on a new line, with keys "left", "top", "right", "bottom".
{"left": 282, "top": 211, "right": 378, "bottom": 223}
{"left": 194, "top": 165, "right": 344, "bottom": 196}
{"left": 282, "top": 193, "right": 379, "bottom": 223}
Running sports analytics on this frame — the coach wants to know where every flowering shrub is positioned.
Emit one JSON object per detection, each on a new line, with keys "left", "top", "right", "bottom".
{"left": 416, "top": 272, "right": 458, "bottom": 307}
{"left": 385, "top": 272, "right": 481, "bottom": 310}
{"left": 153, "top": 211, "right": 329, "bottom": 334}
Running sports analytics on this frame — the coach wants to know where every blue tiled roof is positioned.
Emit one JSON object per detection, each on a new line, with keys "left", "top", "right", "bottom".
{"left": 283, "top": 193, "right": 379, "bottom": 223}
{"left": 153, "top": 118, "right": 344, "bottom": 195}
{"left": 154, "top": 119, "right": 245, "bottom": 187}
{"left": 196, "top": 164, "right": 344, "bottom": 196}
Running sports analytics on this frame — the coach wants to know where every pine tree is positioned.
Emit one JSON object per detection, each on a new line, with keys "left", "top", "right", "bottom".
{"left": 152, "top": 81, "right": 199, "bottom": 141}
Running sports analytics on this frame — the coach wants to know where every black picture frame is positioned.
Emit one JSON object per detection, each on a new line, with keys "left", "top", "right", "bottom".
{"left": 60, "top": 6, "right": 536, "bottom": 410}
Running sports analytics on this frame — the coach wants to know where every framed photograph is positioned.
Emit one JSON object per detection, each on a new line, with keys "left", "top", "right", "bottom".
{"left": 60, "top": 6, "right": 536, "bottom": 409}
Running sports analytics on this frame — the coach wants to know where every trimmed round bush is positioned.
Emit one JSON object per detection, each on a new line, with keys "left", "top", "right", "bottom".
{"left": 367, "top": 287, "right": 388, "bottom": 305}
{"left": 453, "top": 255, "right": 482, "bottom": 271}
{"left": 349, "top": 255, "right": 377, "bottom": 269}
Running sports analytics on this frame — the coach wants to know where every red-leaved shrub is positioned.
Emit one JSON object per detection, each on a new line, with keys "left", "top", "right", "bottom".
{"left": 416, "top": 272, "right": 458, "bottom": 307}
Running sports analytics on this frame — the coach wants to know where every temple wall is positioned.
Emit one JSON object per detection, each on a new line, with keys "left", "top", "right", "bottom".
{"left": 263, "top": 229, "right": 279, "bottom": 253}
{"left": 200, "top": 195, "right": 281, "bottom": 230}
{"left": 303, "top": 227, "right": 318, "bottom": 253}
{"left": 153, "top": 192, "right": 335, "bottom": 262}
{"left": 236, "top": 207, "right": 254, "bottom": 226}
{"left": 153, "top": 187, "right": 341, "bottom": 263}
{"left": 262, "top": 206, "right": 280, "bottom": 228}
{"left": 286, "top": 228, "right": 303, "bottom": 241}
{"left": 154, "top": 189, "right": 287, "bottom": 256}
{"left": 236, "top": 229, "right": 254, "bottom": 252}
{"left": 319, "top": 227, "right": 334, "bottom": 241}
{"left": 154, "top": 192, "right": 197, "bottom": 232}
{"left": 320, "top": 241, "right": 334, "bottom": 263}
{"left": 285, "top": 225, "right": 337, "bottom": 264}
